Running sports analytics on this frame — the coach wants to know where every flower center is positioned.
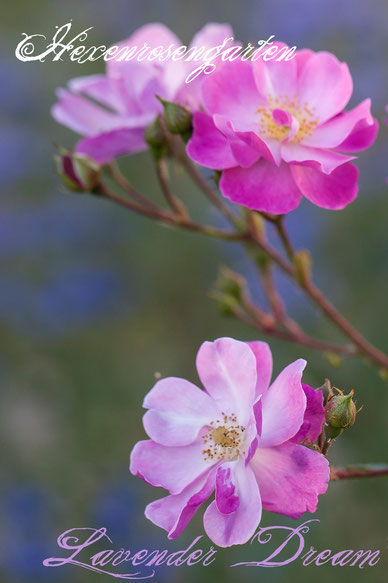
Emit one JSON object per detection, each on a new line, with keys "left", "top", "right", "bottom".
{"left": 202, "top": 412, "right": 246, "bottom": 461}
{"left": 256, "top": 95, "right": 318, "bottom": 143}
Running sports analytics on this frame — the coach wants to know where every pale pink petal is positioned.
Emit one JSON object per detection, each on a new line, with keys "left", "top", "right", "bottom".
{"left": 129, "top": 439, "right": 214, "bottom": 495}
{"left": 142, "top": 377, "right": 220, "bottom": 446}
{"left": 302, "top": 99, "right": 377, "bottom": 150}
{"left": 186, "top": 112, "right": 237, "bottom": 169}
{"left": 203, "top": 459, "right": 262, "bottom": 547}
{"left": 116, "top": 61, "right": 165, "bottom": 105}
{"left": 188, "top": 23, "right": 234, "bottom": 52}
{"left": 177, "top": 23, "right": 236, "bottom": 109}
{"left": 108, "top": 23, "right": 186, "bottom": 97}
{"left": 196, "top": 338, "right": 257, "bottom": 426}
{"left": 246, "top": 341, "right": 273, "bottom": 399}
{"left": 76, "top": 127, "right": 148, "bottom": 164}
{"left": 68, "top": 75, "right": 127, "bottom": 114}
{"left": 250, "top": 442, "right": 329, "bottom": 518}
{"left": 52, "top": 89, "right": 125, "bottom": 137}
{"left": 201, "top": 60, "right": 260, "bottom": 129}
{"left": 220, "top": 160, "right": 302, "bottom": 214}
{"left": 291, "top": 384, "right": 325, "bottom": 444}
{"left": 253, "top": 47, "right": 298, "bottom": 98}
{"left": 291, "top": 162, "right": 359, "bottom": 210}
{"left": 297, "top": 52, "right": 353, "bottom": 124}
{"left": 145, "top": 467, "right": 216, "bottom": 539}
{"left": 294, "top": 49, "right": 315, "bottom": 77}
{"left": 281, "top": 142, "right": 355, "bottom": 174}
{"left": 259, "top": 359, "right": 307, "bottom": 448}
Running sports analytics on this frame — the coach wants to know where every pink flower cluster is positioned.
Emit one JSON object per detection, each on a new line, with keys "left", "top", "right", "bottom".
{"left": 53, "top": 23, "right": 379, "bottom": 215}
{"left": 130, "top": 337, "right": 329, "bottom": 547}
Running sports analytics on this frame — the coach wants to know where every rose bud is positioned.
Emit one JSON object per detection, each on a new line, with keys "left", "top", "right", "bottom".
{"left": 325, "top": 389, "right": 358, "bottom": 438}
{"left": 144, "top": 117, "right": 168, "bottom": 160}
{"left": 55, "top": 150, "right": 100, "bottom": 192}
{"left": 157, "top": 97, "right": 193, "bottom": 141}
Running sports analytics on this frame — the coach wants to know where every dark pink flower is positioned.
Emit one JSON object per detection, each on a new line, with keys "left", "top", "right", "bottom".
{"left": 52, "top": 23, "right": 233, "bottom": 164}
{"left": 130, "top": 338, "right": 329, "bottom": 547}
{"left": 187, "top": 49, "right": 378, "bottom": 213}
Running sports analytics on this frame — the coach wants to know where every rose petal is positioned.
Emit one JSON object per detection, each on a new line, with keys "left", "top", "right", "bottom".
{"left": 215, "top": 463, "right": 240, "bottom": 514}
{"left": 246, "top": 341, "right": 273, "bottom": 399}
{"left": 220, "top": 160, "right": 302, "bottom": 214}
{"left": 250, "top": 442, "right": 329, "bottom": 518}
{"left": 186, "top": 112, "right": 237, "bottom": 169}
{"left": 302, "top": 99, "right": 377, "bottom": 150}
{"left": 291, "top": 162, "right": 359, "bottom": 210}
{"left": 253, "top": 46, "right": 298, "bottom": 99}
{"left": 203, "top": 459, "right": 262, "bottom": 547}
{"left": 201, "top": 59, "right": 260, "bottom": 130}
{"left": 75, "top": 127, "right": 148, "bottom": 164}
{"left": 338, "top": 118, "right": 379, "bottom": 153}
{"left": 196, "top": 338, "right": 257, "bottom": 426}
{"left": 212, "top": 116, "right": 261, "bottom": 167}
{"left": 294, "top": 49, "right": 315, "bottom": 77}
{"left": 177, "top": 24, "right": 236, "bottom": 109}
{"left": 129, "top": 439, "right": 214, "bottom": 495}
{"left": 259, "top": 359, "right": 307, "bottom": 448}
{"left": 145, "top": 467, "right": 216, "bottom": 539}
{"left": 281, "top": 142, "right": 354, "bottom": 174}
{"left": 291, "top": 384, "right": 325, "bottom": 444}
{"left": 142, "top": 377, "right": 220, "bottom": 446}
{"left": 297, "top": 52, "right": 353, "bottom": 124}
{"left": 107, "top": 23, "right": 186, "bottom": 98}
{"left": 188, "top": 23, "right": 234, "bottom": 53}
{"left": 52, "top": 89, "right": 125, "bottom": 137}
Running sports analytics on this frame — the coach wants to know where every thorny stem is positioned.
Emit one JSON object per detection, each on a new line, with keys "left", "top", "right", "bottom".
{"left": 108, "top": 162, "right": 159, "bottom": 211}
{"left": 166, "top": 132, "right": 241, "bottom": 228}
{"left": 229, "top": 287, "right": 357, "bottom": 357}
{"left": 102, "top": 142, "right": 388, "bottom": 371}
{"left": 330, "top": 464, "right": 388, "bottom": 480}
{"left": 271, "top": 212, "right": 388, "bottom": 369}
{"left": 175, "top": 153, "right": 388, "bottom": 370}
{"left": 274, "top": 215, "right": 295, "bottom": 261}
{"left": 155, "top": 158, "right": 188, "bottom": 218}
{"left": 98, "top": 181, "right": 250, "bottom": 242}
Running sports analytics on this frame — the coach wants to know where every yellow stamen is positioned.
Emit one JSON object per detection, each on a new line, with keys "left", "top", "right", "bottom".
{"left": 257, "top": 94, "right": 318, "bottom": 143}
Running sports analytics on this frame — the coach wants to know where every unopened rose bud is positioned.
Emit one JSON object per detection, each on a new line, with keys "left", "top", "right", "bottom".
{"left": 144, "top": 116, "right": 167, "bottom": 160}
{"left": 325, "top": 389, "right": 357, "bottom": 438}
{"left": 217, "top": 267, "right": 246, "bottom": 302}
{"left": 55, "top": 150, "right": 100, "bottom": 192}
{"left": 294, "top": 249, "right": 312, "bottom": 286}
{"left": 157, "top": 97, "right": 193, "bottom": 141}
{"left": 211, "top": 291, "right": 239, "bottom": 317}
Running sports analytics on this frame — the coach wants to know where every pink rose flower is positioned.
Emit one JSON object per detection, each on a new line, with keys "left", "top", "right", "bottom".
{"left": 187, "top": 48, "right": 379, "bottom": 213}
{"left": 51, "top": 23, "right": 233, "bottom": 165}
{"left": 130, "top": 337, "right": 329, "bottom": 547}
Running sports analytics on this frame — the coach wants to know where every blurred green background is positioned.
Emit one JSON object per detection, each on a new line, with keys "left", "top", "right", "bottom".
{"left": 1, "top": 1, "right": 388, "bottom": 582}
